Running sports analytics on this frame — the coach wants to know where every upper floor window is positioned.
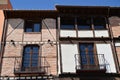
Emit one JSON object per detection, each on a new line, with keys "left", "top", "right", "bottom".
{"left": 60, "top": 17, "right": 75, "bottom": 29}
{"left": 25, "top": 20, "right": 41, "bottom": 32}
{"left": 77, "top": 17, "right": 91, "bottom": 30}
{"left": 93, "top": 17, "right": 106, "bottom": 30}
{"left": 23, "top": 45, "right": 39, "bottom": 68}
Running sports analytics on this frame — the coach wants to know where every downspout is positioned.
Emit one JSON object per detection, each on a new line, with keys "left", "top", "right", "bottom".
{"left": 0, "top": 10, "right": 8, "bottom": 76}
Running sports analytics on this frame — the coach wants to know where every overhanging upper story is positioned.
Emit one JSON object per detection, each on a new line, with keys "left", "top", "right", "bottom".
{"left": 3, "top": 5, "right": 120, "bottom": 18}
{"left": 2, "top": 5, "right": 120, "bottom": 40}
{"left": 1, "top": 5, "right": 120, "bottom": 77}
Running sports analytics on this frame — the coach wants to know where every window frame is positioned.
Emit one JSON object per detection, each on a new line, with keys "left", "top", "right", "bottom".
{"left": 24, "top": 20, "right": 41, "bottom": 32}
{"left": 79, "top": 43, "right": 95, "bottom": 65}
{"left": 60, "top": 17, "right": 76, "bottom": 30}
{"left": 93, "top": 17, "right": 107, "bottom": 30}
{"left": 77, "top": 17, "right": 92, "bottom": 30}
{"left": 22, "top": 45, "right": 40, "bottom": 69}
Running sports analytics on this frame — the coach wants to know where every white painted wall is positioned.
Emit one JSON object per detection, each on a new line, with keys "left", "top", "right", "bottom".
{"left": 96, "top": 44, "right": 116, "bottom": 73}
{"left": 95, "top": 30, "right": 109, "bottom": 37}
{"left": 57, "top": 43, "right": 61, "bottom": 74}
{"left": 61, "top": 44, "right": 78, "bottom": 73}
{"left": 115, "top": 42, "right": 120, "bottom": 47}
{"left": 78, "top": 30, "right": 93, "bottom": 37}
{"left": 60, "top": 30, "right": 76, "bottom": 37}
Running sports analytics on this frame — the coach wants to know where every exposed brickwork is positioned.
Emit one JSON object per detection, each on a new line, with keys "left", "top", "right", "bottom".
{"left": 1, "top": 18, "right": 57, "bottom": 76}
{"left": 6, "top": 19, "right": 24, "bottom": 41}
{"left": 109, "top": 16, "right": 120, "bottom": 37}
{"left": 115, "top": 47, "right": 120, "bottom": 71}
{"left": 0, "top": 10, "right": 4, "bottom": 41}
{"left": 0, "top": 0, "right": 12, "bottom": 9}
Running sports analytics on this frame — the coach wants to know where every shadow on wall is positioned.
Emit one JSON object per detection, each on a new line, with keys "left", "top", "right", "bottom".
{"left": 109, "top": 16, "right": 120, "bottom": 27}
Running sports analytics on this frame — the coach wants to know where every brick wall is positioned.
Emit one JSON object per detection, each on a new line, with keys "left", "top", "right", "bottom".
{"left": 109, "top": 16, "right": 120, "bottom": 37}
{"left": 0, "top": 0, "right": 12, "bottom": 9}
{"left": 0, "top": 10, "right": 4, "bottom": 41}
{"left": 1, "top": 18, "right": 57, "bottom": 76}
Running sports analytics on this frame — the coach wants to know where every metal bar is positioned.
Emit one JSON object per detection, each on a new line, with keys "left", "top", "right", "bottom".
{"left": 75, "top": 54, "right": 107, "bottom": 71}
{"left": 14, "top": 56, "right": 50, "bottom": 74}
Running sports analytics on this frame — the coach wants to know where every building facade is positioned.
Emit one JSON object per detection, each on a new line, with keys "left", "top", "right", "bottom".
{"left": 0, "top": 5, "right": 120, "bottom": 80}
{"left": 0, "top": 0, "right": 12, "bottom": 9}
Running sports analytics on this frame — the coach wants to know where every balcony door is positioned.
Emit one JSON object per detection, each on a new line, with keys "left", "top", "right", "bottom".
{"left": 22, "top": 45, "right": 39, "bottom": 71}
{"left": 79, "top": 43, "right": 98, "bottom": 70}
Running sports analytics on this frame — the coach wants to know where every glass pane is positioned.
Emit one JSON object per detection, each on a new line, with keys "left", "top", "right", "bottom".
{"left": 77, "top": 18, "right": 91, "bottom": 30}
{"left": 80, "top": 44, "right": 86, "bottom": 51}
{"left": 87, "top": 44, "right": 93, "bottom": 51}
{"left": 80, "top": 52, "right": 87, "bottom": 64}
{"left": 24, "top": 47, "right": 31, "bottom": 53}
{"left": 87, "top": 44, "right": 94, "bottom": 64}
{"left": 23, "top": 63, "right": 29, "bottom": 67}
{"left": 94, "top": 25, "right": 105, "bottom": 30}
{"left": 26, "top": 28, "right": 32, "bottom": 32}
{"left": 93, "top": 17, "right": 106, "bottom": 30}
{"left": 61, "top": 17, "right": 75, "bottom": 29}
{"left": 78, "top": 25, "right": 91, "bottom": 30}
{"left": 33, "top": 47, "right": 39, "bottom": 53}
{"left": 61, "top": 25, "right": 74, "bottom": 29}
{"left": 23, "top": 46, "right": 31, "bottom": 67}
{"left": 34, "top": 23, "right": 40, "bottom": 32}
{"left": 88, "top": 52, "right": 95, "bottom": 64}
{"left": 32, "top": 46, "right": 39, "bottom": 67}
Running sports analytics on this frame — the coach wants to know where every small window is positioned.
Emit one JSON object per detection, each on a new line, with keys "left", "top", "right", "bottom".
{"left": 93, "top": 17, "right": 106, "bottom": 30}
{"left": 60, "top": 17, "right": 75, "bottom": 29}
{"left": 25, "top": 21, "right": 41, "bottom": 32}
{"left": 77, "top": 17, "right": 91, "bottom": 30}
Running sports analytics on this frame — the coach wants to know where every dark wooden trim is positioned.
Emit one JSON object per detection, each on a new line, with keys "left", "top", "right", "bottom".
{"left": 110, "top": 41, "right": 120, "bottom": 73}
{"left": 59, "top": 42, "right": 63, "bottom": 73}
{"left": 24, "top": 19, "right": 42, "bottom": 32}
{"left": 60, "top": 37, "right": 111, "bottom": 42}
{"left": 0, "top": 19, "right": 8, "bottom": 75}
{"left": 113, "top": 41, "right": 120, "bottom": 72}
{"left": 59, "top": 73, "right": 120, "bottom": 78}
{"left": 75, "top": 17, "right": 78, "bottom": 38}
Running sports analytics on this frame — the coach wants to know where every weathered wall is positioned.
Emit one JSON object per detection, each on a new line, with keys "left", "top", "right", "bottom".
{"left": 109, "top": 16, "right": 120, "bottom": 37}
{"left": 0, "top": 10, "right": 4, "bottom": 41}
{"left": 1, "top": 18, "right": 57, "bottom": 76}
{"left": 0, "top": 0, "right": 12, "bottom": 9}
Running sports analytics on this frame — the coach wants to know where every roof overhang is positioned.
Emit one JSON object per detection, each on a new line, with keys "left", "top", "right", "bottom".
{"left": 4, "top": 10, "right": 58, "bottom": 19}
{"left": 56, "top": 5, "right": 109, "bottom": 16}
{"left": 3, "top": 5, "right": 120, "bottom": 19}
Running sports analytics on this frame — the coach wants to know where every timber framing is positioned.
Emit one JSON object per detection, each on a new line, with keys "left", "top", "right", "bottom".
{"left": 1, "top": 5, "right": 120, "bottom": 79}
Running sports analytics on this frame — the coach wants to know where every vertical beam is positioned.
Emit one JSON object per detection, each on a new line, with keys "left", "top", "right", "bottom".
{"left": 57, "top": 16, "right": 63, "bottom": 73}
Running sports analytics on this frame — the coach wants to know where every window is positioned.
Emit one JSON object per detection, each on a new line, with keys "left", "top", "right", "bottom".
{"left": 60, "top": 17, "right": 75, "bottom": 29}
{"left": 22, "top": 45, "right": 39, "bottom": 70}
{"left": 93, "top": 17, "right": 106, "bottom": 30}
{"left": 79, "top": 43, "right": 95, "bottom": 65}
{"left": 77, "top": 17, "right": 91, "bottom": 30}
{"left": 25, "top": 21, "right": 41, "bottom": 32}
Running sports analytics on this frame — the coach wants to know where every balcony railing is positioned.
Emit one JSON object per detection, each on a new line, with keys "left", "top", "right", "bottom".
{"left": 75, "top": 54, "right": 107, "bottom": 73}
{"left": 14, "top": 56, "right": 50, "bottom": 75}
